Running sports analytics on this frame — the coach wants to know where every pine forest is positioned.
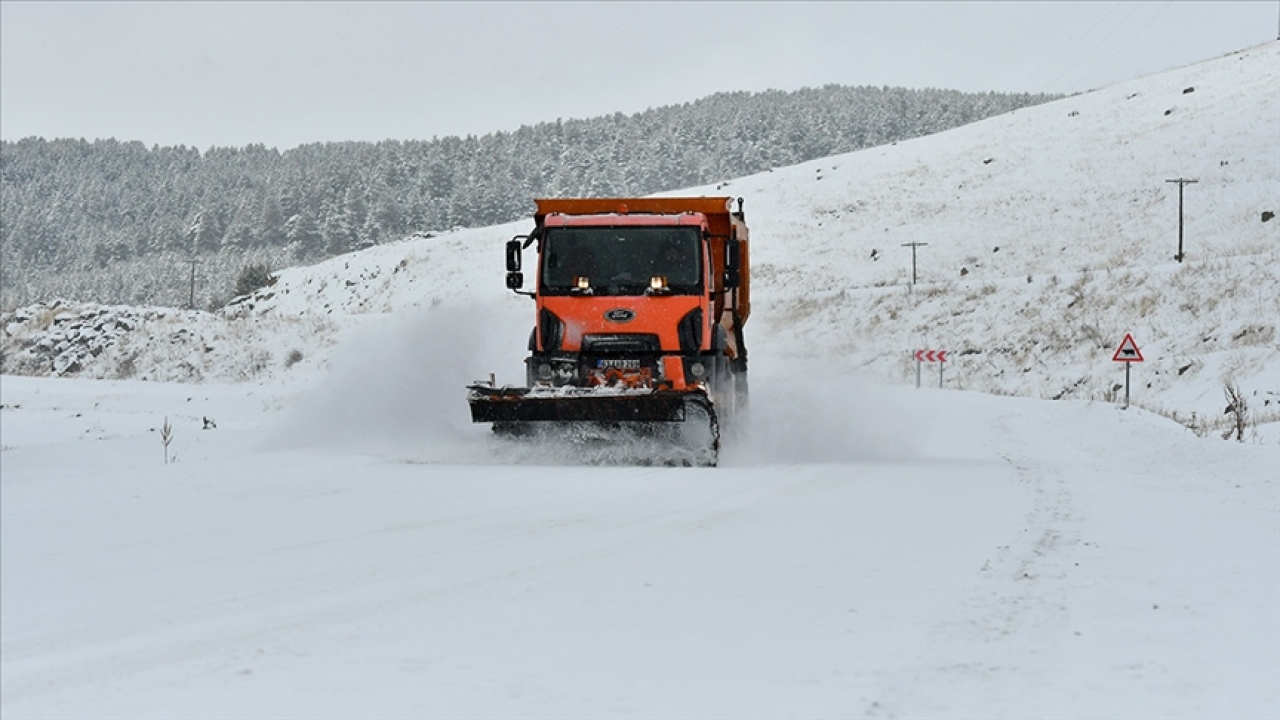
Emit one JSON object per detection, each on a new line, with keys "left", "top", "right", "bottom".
{"left": 1, "top": 84, "right": 1060, "bottom": 310}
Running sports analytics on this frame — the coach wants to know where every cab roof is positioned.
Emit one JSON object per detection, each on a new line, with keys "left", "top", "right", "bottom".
{"left": 542, "top": 212, "right": 707, "bottom": 228}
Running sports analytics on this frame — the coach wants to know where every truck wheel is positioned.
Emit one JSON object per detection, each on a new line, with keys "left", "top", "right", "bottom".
{"left": 708, "top": 354, "right": 737, "bottom": 419}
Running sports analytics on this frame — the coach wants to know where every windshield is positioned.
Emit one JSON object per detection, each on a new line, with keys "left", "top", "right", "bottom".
{"left": 540, "top": 226, "right": 702, "bottom": 296}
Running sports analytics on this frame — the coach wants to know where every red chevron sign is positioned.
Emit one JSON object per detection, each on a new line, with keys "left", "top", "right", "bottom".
{"left": 915, "top": 349, "right": 948, "bottom": 362}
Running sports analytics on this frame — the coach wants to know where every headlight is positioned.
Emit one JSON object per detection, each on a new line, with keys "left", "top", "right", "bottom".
{"left": 536, "top": 364, "right": 553, "bottom": 380}
{"left": 689, "top": 362, "right": 706, "bottom": 378}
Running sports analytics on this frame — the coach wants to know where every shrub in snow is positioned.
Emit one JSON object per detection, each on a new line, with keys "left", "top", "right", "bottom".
{"left": 233, "top": 263, "right": 275, "bottom": 299}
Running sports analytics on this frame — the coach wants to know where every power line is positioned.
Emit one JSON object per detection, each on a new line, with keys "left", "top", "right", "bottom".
{"left": 1037, "top": 1, "right": 1149, "bottom": 92}
{"left": 184, "top": 259, "right": 201, "bottom": 308}
{"left": 901, "top": 242, "right": 928, "bottom": 290}
{"left": 1072, "top": 2, "right": 1174, "bottom": 91}
{"left": 1172, "top": 178, "right": 1198, "bottom": 262}
{"left": 1012, "top": 1, "right": 1126, "bottom": 91}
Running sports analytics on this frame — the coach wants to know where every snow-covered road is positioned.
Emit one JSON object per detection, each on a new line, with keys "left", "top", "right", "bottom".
{"left": 2, "top": 374, "right": 1275, "bottom": 718}
{"left": 3, "top": 40, "right": 1278, "bottom": 719}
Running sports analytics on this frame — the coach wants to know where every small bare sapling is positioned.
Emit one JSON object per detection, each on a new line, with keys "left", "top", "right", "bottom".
{"left": 1222, "top": 382, "right": 1249, "bottom": 442}
{"left": 161, "top": 416, "right": 173, "bottom": 463}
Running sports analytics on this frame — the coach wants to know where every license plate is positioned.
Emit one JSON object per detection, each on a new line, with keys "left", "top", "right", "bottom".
{"left": 596, "top": 359, "right": 641, "bottom": 369}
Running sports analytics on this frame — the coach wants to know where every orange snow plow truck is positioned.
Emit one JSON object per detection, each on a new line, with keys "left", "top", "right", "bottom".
{"left": 467, "top": 196, "right": 751, "bottom": 466}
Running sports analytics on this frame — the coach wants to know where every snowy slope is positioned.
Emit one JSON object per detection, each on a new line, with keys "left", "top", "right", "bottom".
{"left": 6, "top": 41, "right": 1274, "bottom": 431}
{"left": 1, "top": 41, "right": 1279, "bottom": 719}
{"left": 726, "top": 39, "right": 1279, "bottom": 427}
{"left": 218, "top": 37, "right": 1280, "bottom": 430}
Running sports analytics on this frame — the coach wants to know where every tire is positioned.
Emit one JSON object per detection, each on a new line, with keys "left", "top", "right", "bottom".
{"left": 733, "top": 359, "right": 748, "bottom": 411}
{"left": 709, "top": 354, "right": 738, "bottom": 420}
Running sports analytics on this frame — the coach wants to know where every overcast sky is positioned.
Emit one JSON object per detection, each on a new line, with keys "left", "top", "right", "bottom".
{"left": 2, "top": 1, "right": 1276, "bottom": 151}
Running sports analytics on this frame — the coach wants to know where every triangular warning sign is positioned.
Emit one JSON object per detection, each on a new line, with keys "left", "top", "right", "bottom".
{"left": 1112, "top": 333, "right": 1144, "bottom": 362}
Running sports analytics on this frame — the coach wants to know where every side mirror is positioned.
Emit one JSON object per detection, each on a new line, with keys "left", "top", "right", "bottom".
{"left": 506, "top": 238, "right": 523, "bottom": 272}
{"left": 506, "top": 271, "right": 524, "bottom": 290}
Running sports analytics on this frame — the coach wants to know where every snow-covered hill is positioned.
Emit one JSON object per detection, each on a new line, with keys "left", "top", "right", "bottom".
{"left": 2, "top": 43, "right": 1278, "bottom": 719}
{"left": 4, "top": 42, "right": 1276, "bottom": 436}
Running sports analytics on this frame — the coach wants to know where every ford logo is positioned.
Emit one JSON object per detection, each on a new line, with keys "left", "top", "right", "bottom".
{"left": 604, "top": 308, "right": 635, "bottom": 323}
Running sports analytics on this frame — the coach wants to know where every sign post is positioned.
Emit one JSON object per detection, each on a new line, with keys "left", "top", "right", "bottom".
{"left": 915, "top": 349, "right": 949, "bottom": 389}
{"left": 1111, "top": 333, "right": 1144, "bottom": 409}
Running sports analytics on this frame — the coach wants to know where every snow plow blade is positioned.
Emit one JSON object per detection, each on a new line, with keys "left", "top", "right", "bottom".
{"left": 468, "top": 386, "right": 720, "bottom": 466}
{"left": 468, "top": 386, "right": 690, "bottom": 423}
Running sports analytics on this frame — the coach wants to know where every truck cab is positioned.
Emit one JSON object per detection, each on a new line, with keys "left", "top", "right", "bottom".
{"left": 507, "top": 198, "right": 748, "bottom": 398}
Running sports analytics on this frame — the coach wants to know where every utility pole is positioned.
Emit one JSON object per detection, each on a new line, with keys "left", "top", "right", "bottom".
{"left": 1165, "top": 178, "right": 1198, "bottom": 262}
{"left": 901, "top": 242, "right": 928, "bottom": 291}
{"left": 184, "top": 259, "right": 201, "bottom": 309}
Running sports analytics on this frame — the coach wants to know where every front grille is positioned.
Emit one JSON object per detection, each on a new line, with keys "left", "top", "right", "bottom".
{"left": 581, "top": 334, "right": 660, "bottom": 354}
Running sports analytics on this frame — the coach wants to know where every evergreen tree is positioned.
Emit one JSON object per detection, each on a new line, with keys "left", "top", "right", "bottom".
{"left": 186, "top": 209, "right": 222, "bottom": 255}
{"left": 257, "top": 191, "right": 286, "bottom": 247}
{"left": 285, "top": 212, "right": 322, "bottom": 260}
{"left": 321, "top": 200, "right": 358, "bottom": 255}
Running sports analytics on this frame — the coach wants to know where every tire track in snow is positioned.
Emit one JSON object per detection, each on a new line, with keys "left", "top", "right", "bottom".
{"left": 867, "top": 402, "right": 1083, "bottom": 717}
